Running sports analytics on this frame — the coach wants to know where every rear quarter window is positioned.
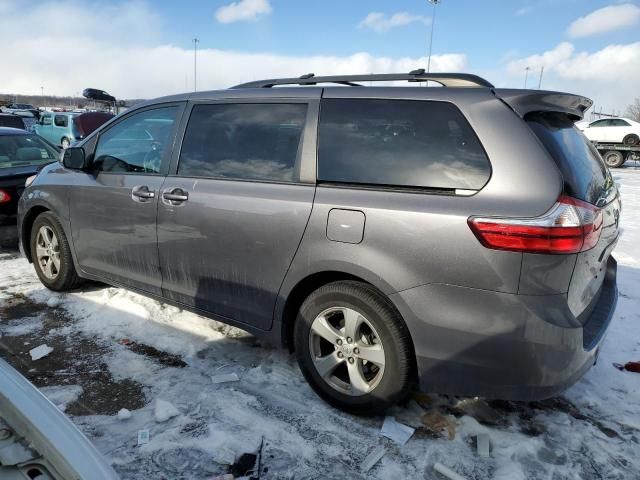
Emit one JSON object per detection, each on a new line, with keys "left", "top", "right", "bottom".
{"left": 317, "top": 99, "right": 491, "bottom": 191}
{"left": 527, "top": 112, "right": 614, "bottom": 206}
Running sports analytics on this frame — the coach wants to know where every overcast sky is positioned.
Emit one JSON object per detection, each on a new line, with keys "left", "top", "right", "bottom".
{"left": 1, "top": 0, "right": 639, "bottom": 113}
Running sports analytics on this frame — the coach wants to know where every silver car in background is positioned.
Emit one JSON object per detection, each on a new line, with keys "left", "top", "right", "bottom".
{"left": 17, "top": 72, "right": 620, "bottom": 414}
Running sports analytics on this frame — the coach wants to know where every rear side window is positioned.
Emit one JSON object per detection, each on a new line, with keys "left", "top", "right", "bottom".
{"left": 54, "top": 115, "right": 68, "bottom": 127}
{"left": 317, "top": 99, "right": 490, "bottom": 191}
{"left": 527, "top": 112, "right": 614, "bottom": 206}
{"left": 178, "top": 103, "right": 307, "bottom": 183}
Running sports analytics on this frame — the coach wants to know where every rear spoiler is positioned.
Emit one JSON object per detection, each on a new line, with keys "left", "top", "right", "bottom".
{"left": 493, "top": 89, "right": 593, "bottom": 120}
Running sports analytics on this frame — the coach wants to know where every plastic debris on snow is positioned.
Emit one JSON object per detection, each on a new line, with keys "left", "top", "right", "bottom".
{"left": 29, "top": 344, "right": 53, "bottom": 361}
{"left": 137, "top": 429, "right": 150, "bottom": 445}
{"left": 214, "top": 446, "right": 236, "bottom": 466}
{"left": 361, "top": 445, "right": 386, "bottom": 473}
{"left": 154, "top": 399, "right": 181, "bottom": 423}
{"left": 434, "top": 462, "right": 468, "bottom": 480}
{"left": 210, "top": 475, "right": 234, "bottom": 480}
{"left": 211, "top": 372, "right": 240, "bottom": 384}
{"left": 117, "top": 408, "right": 132, "bottom": 421}
{"left": 476, "top": 433, "right": 490, "bottom": 458}
{"left": 380, "top": 416, "right": 415, "bottom": 445}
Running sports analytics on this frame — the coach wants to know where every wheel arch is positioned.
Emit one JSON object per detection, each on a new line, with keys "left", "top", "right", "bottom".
{"left": 278, "top": 271, "right": 419, "bottom": 383}
{"left": 21, "top": 205, "right": 50, "bottom": 263}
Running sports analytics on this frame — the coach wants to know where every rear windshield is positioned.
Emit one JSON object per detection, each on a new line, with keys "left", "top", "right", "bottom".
{"left": 0, "top": 116, "right": 25, "bottom": 129}
{"left": 0, "top": 134, "right": 59, "bottom": 168}
{"left": 318, "top": 99, "right": 491, "bottom": 191}
{"left": 527, "top": 112, "right": 614, "bottom": 206}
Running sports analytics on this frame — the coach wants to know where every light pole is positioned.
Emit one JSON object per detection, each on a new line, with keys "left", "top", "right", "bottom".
{"left": 192, "top": 37, "right": 199, "bottom": 92}
{"left": 524, "top": 66, "right": 531, "bottom": 88}
{"left": 40, "top": 86, "right": 44, "bottom": 98}
{"left": 537, "top": 66, "right": 544, "bottom": 89}
{"left": 426, "top": 0, "right": 441, "bottom": 73}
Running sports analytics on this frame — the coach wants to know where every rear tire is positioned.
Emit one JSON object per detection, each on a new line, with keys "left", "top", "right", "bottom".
{"left": 294, "top": 281, "right": 413, "bottom": 415}
{"left": 603, "top": 150, "right": 625, "bottom": 168}
{"left": 30, "top": 212, "right": 82, "bottom": 291}
{"left": 623, "top": 134, "right": 639, "bottom": 146}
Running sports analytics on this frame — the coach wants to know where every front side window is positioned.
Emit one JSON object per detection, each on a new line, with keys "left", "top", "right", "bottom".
{"left": 318, "top": 99, "right": 491, "bottom": 190}
{"left": 93, "top": 106, "right": 178, "bottom": 174}
{"left": 54, "top": 115, "right": 68, "bottom": 127}
{"left": 589, "top": 119, "right": 610, "bottom": 127}
{"left": 42, "top": 115, "right": 52, "bottom": 126}
{"left": 178, "top": 103, "right": 308, "bottom": 182}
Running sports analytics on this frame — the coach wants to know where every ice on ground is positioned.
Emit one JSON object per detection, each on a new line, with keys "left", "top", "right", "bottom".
{"left": 40, "top": 385, "right": 83, "bottom": 412}
{"left": 46, "top": 296, "right": 61, "bottom": 308}
{"left": 0, "top": 316, "right": 42, "bottom": 336}
{"left": 117, "top": 408, "right": 132, "bottom": 421}
{"left": 29, "top": 344, "right": 53, "bottom": 360}
{"left": 154, "top": 399, "right": 181, "bottom": 423}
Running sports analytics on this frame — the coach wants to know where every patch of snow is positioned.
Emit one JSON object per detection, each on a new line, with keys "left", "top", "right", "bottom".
{"left": 117, "top": 408, "right": 132, "bottom": 421}
{"left": 29, "top": 344, "right": 53, "bottom": 360}
{"left": 46, "top": 296, "right": 61, "bottom": 307}
{"left": 0, "top": 316, "right": 42, "bottom": 336}
{"left": 40, "top": 385, "right": 83, "bottom": 412}
{"left": 154, "top": 399, "right": 181, "bottom": 423}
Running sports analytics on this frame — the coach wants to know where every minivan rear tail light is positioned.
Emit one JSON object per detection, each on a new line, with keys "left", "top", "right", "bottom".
{"left": 0, "top": 189, "right": 11, "bottom": 204}
{"left": 468, "top": 195, "right": 603, "bottom": 255}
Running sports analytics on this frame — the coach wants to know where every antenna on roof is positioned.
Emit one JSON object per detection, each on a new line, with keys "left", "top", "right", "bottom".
{"left": 409, "top": 68, "right": 426, "bottom": 75}
{"left": 299, "top": 73, "right": 315, "bottom": 79}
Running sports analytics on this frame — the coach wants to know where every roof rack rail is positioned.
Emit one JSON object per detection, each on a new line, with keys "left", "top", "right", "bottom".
{"left": 232, "top": 71, "right": 494, "bottom": 89}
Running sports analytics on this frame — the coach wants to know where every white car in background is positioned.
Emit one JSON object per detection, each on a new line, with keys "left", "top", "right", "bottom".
{"left": 578, "top": 117, "right": 640, "bottom": 145}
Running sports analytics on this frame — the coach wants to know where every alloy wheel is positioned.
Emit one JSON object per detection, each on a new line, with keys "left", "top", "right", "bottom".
{"left": 309, "top": 307, "right": 386, "bottom": 396}
{"left": 35, "top": 225, "right": 60, "bottom": 280}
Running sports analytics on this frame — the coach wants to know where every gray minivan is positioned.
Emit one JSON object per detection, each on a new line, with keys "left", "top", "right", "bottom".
{"left": 17, "top": 72, "right": 620, "bottom": 414}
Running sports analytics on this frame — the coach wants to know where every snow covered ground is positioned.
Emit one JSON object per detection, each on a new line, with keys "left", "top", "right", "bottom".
{"left": 1, "top": 167, "right": 640, "bottom": 479}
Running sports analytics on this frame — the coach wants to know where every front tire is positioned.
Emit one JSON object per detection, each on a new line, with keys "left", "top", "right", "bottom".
{"left": 603, "top": 150, "right": 625, "bottom": 168}
{"left": 294, "top": 281, "right": 413, "bottom": 415}
{"left": 30, "top": 212, "right": 82, "bottom": 291}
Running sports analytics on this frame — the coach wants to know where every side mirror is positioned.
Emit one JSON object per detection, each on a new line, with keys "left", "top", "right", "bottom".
{"left": 62, "top": 147, "right": 88, "bottom": 170}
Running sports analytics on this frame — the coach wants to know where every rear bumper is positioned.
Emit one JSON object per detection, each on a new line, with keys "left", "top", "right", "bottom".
{"left": 390, "top": 256, "right": 617, "bottom": 400}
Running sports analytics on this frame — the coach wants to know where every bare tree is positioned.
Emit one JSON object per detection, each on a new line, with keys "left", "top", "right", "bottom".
{"left": 625, "top": 98, "right": 640, "bottom": 122}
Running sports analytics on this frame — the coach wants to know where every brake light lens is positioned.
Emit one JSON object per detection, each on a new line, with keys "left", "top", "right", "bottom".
{"left": 0, "top": 189, "right": 10, "bottom": 204}
{"left": 468, "top": 195, "right": 603, "bottom": 254}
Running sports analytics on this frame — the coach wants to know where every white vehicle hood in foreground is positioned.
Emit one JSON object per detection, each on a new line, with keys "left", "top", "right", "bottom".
{"left": 0, "top": 358, "right": 119, "bottom": 480}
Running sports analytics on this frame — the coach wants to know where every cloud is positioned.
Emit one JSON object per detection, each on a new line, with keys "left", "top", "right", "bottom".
{"left": 515, "top": 6, "right": 533, "bottom": 16}
{"left": 505, "top": 41, "right": 640, "bottom": 111}
{"left": 567, "top": 3, "right": 640, "bottom": 38}
{"left": 0, "top": 0, "right": 466, "bottom": 99}
{"left": 215, "top": 0, "right": 272, "bottom": 24}
{"left": 358, "top": 12, "right": 430, "bottom": 32}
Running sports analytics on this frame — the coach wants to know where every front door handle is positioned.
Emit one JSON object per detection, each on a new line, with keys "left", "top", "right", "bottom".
{"left": 132, "top": 185, "right": 155, "bottom": 201}
{"left": 163, "top": 188, "right": 189, "bottom": 203}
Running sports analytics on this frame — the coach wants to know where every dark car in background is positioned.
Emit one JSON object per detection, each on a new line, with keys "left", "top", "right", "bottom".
{"left": 17, "top": 72, "right": 620, "bottom": 414}
{"left": 0, "top": 113, "right": 26, "bottom": 130}
{"left": 0, "top": 128, "right": 59, "bottom": 246}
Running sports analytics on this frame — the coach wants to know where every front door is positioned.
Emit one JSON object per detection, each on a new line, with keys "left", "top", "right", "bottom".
{"left": 69, "top": 104, "right": 184, "bottom": 294}
{"left": 157, "top": 100, "right": 318, "bottom": 329}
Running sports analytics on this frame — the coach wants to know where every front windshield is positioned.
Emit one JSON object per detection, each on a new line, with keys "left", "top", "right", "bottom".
{"left": 0, "top": 134, "right": 59, "bottom": 168}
